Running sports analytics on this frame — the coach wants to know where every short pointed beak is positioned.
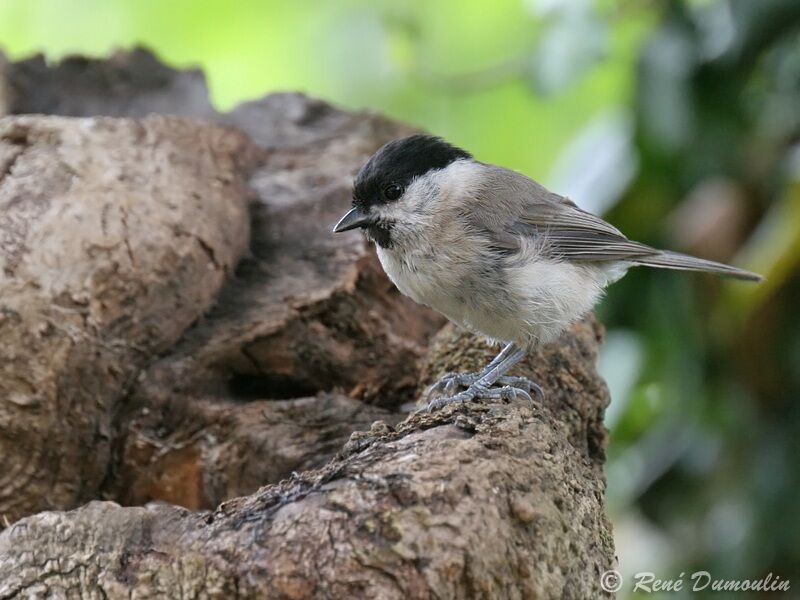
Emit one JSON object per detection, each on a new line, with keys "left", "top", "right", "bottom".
{"left": 333, "top": 207, "right": 372, "bottom": 233}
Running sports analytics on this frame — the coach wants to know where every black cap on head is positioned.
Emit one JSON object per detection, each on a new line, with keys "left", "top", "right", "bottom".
{"left": 353, "top": 135, "right": 471, "bottom": 210}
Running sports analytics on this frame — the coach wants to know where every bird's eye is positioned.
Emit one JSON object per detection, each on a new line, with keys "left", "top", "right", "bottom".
{"left": 383, "top": 184, "right": 403, "bottom": 201}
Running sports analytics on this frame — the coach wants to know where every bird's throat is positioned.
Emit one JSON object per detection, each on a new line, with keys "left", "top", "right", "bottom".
{"left": 367, "top": 221, "right": 394, "bottom": 248}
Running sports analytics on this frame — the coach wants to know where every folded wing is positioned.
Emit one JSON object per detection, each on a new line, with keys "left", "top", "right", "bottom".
{"left": 479, "top": 166, "right": 762, "bottom": 282}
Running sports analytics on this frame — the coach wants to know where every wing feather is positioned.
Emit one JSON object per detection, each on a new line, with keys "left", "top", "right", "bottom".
{"left": 473, "top": 166, "right": 761, "bottom": 280}
{"left": 480, "top": 166, "right": 656, "bottom": 262}
{"left": 532, "top": 229, "right": 658, "bottom": 261}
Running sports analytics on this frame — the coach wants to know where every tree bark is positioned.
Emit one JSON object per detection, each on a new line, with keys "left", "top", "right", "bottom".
{"left": 0, "top": 114, "right": 253, "bottom": 521}
{"left": 0, "top": 49, "right": 616, "bottom": 598}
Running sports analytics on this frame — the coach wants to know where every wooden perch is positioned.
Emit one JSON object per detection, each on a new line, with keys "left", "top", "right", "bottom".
{"left": 0, "top": 50, "right": 615, "bottom": 598}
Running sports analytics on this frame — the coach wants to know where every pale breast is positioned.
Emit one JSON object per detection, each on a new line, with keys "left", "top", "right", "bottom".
{"left": 376, "top": 245, "right": 469, "bottom": 326}
{"left": 376, "top": 241, "right": 528, "bottom": 345}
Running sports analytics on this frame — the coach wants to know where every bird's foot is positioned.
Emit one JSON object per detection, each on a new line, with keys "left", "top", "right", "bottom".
{"left": 424, "top": 377, "right": 543, "bottom": 412}
{"left": 425, "top": 371, "right": 532, "bottom": 402}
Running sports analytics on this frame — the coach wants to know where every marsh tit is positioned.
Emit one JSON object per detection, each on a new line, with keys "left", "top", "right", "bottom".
{"left": 333, "top": 135, "right": 761, "bottom": 411}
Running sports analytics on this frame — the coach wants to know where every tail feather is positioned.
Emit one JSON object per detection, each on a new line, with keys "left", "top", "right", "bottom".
{"left": 633, "top": 250, "right": 763, "bottom": 282}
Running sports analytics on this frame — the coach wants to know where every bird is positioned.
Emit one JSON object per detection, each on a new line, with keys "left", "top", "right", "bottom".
{"left": 333, "top": 135, "right": 762, "bottom": 411}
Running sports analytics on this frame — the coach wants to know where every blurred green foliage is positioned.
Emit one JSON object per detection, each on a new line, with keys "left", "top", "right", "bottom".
{"left": 0, "top": 0, "right": 650, "bottom": 178}
{"left": 2, "top": 0, "right": 799, "bottom": 597}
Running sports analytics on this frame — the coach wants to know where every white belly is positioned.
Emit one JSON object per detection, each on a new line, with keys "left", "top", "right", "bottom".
{"left": 376, "top": 245, "right": 471, "bottom": 326}
{"left": 377, "top": 245, "right": 610, "bottom": 349}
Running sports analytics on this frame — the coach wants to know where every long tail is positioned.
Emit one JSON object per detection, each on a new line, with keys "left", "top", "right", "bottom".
{"left": 633, "top": 250, "right": 763, "bottom": 282}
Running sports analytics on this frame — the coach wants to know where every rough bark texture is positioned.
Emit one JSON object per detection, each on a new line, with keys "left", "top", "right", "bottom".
{"left": 0, "top": 114, "right": 253, "bottom": 522}
{"left": 0, "top": 49, "right": 616, "bottom": 598}
{"left": 0, "top": 323, "right": 613, "bottom": 599}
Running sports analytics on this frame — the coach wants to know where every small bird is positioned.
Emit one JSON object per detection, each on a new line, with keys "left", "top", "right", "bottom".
{"left": 333, "top": 135, "right": 761, "bottom": 411}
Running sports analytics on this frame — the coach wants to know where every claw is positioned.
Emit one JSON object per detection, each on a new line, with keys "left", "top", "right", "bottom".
{"left": 494, "top": 385, "right": 532, "bottom": 404}
{"left": 499, "top": 376, "right": 532, "bottom": 392}
{"left": 425, "top": 372, "right": 481, "bottom": 402}
{"left": 424, "top": 377, "right": 544, "bottom": 412}
{"left": 426, "top": 373, "right": 536, "bottom": 403}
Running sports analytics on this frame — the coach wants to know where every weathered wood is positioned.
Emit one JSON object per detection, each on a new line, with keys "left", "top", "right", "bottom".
{"left": 0, "top": 321, "right": 614, "bottom": 600}
{"left": 0, "top": 50, "right": 615, "bottom": 598}
{"left": 0, "top": 114, "right": 253, "bottom": 522}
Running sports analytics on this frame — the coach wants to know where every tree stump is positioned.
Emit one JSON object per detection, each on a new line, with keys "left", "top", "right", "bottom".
{"left": 0, "top": 49, "right": 616, "bottom": 599}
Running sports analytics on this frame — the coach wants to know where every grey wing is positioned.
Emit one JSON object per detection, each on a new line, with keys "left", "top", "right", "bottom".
{"left": 478, "top": 166, "right": 658, "bottom": 262}
{"left": 512, "top": 206, "right": 658, "bottom": 261}
{"left": 478, "top": 167, "right": 762, "bottom": 281}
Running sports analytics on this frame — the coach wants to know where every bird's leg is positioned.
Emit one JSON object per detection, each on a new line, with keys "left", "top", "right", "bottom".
{"left": 424, "top": 343, "right": 529, "bottom": 400}
{"left": 425, "top": 343, "right": 544, "bottom": 411}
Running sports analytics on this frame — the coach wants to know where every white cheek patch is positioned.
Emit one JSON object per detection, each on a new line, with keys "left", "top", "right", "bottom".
{"left": 373, "top": 159, "right": 484, "bottom": 224}
{"left": 373, "top": 175, "right": 437, "bottom": 223}
{"left": 405, "top": 176, "right": 439, "bottom": 214}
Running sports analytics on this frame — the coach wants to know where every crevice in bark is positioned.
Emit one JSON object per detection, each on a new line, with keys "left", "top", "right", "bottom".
{"left": 226, "top": 372, "right": 321, "bottom": 401}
